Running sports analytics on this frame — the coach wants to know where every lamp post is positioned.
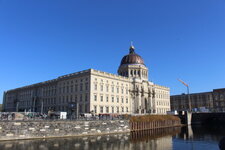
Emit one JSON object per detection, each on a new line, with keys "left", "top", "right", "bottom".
{"left": 76, "top": 102, "right": 79, "bottom": 120}
{"left": 41, "top": 100, "right": 44, "bottom": 114}
{"left": 68, "top": 102, "right": 76, "bottom": 120}
{"left": 178, "top": 79, "right": 192, "bottom": 112}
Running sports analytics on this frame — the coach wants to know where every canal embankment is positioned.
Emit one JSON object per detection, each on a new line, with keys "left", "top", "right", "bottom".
{"left": 0, "top": 115, "right": 182, "bottom": 141}
{"left": 0, "top": 120, "right": 130, "bottom": 141}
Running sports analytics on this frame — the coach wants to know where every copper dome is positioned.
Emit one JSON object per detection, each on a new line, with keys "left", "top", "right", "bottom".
{"left": 120, "top": 46, "right": 145, "bottom": 66}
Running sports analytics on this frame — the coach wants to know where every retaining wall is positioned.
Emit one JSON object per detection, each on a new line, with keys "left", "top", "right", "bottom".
{"left": 0, "top": 120, "right": 129, "bottom": 141}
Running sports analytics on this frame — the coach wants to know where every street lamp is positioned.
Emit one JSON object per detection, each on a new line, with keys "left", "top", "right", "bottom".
{"left": 178, "top": 79, "right": 192, "bottom": 112}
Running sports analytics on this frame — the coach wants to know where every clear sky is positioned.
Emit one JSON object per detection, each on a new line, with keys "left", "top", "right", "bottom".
{"left": 0, "top": 0, "right": 225, "bottom": 104}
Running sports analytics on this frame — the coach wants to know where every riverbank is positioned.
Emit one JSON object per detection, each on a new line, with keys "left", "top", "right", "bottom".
{"left": 0, "top": 115, "right": 182, "bottom": 141}
{"left": 0, "top": 120, "right": 130, "bottom": 141}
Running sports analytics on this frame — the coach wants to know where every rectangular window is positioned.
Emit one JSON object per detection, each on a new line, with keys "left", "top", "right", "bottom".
{"left": 121, "top": 88, "right": 124, "bottom": 94}
{"left": 94, "top": 84, "right": 97, "bottom": 90}
{"left": 112, "top": 86, "right": 114, "bottom": 92}
{"left": 106, "top": 85, "right": 109, "bottom": 92}
{"left": 101, "top": 95, "right": 103, "bottom": 102}
{"left": 112, "top": 96, "right": 114, "bottom": 102}
{"left": 126, "top": 98, "right": 128, "bottom": 103}
{"left": 62, "top": 96, "right": 65, "bottom": 103}
{"left": 117, "top": 87, "right": 119, "bottom": 93}
{"left": 85, "top": 94, "right": 88, "bottom": 101}
{"left": 80, "top": 83, "right": 83, "bottom": 91}
{"left": 117, "top": 97, "right": 119, "bottom": 103}
{"left": 106, "top": 106, "right": 109, "bottom": 113}
{"left": 75, "top": 84, "right": 78, "bottom": 92}
{"left": 121, "top": 97, "right": 124, "bottom": 103}
{"left": 94, "top": 95, "right": 97, "bottom": 101}
{"left": 63, "top": 87, "right": 65, "bottom": 93}
{"left": 121, "top": 107, "right": 124, "bottom": 113}
{"left": 70, "top": 95, "right": 73, "bottom": 102}
{"left": 71, "top": 85, "right": 73, "bottom": 92}
{"left": 80, "top": 95, "right": 82, "bottom": 102}
{"left": 94, "top": 105, "right": 97, "bottom": 113}
{"left": 59, "top": 87, "right": 61, "bottom": 94}
{"left": 85, "top": 83, "right": 88, "bottom": 91}
{"left": 75, "top": 95, "right": 77, "bottom": 102}
{"left": 100, "top": 106, "right": 103, "bottom": 113}
{"left": 116, "top": 107, "right": 119, "bottom": 113}
{"left": 67, "top": 86, "right": 69, "bottom": 93}
{"left": 106, "top": 96, "right": 109, "bottom": 102}
{"left": 126, "top": 107, "right": 128, "bottom": 112}
{"left": 66, "top": 96, "right": 69, "bottom": 102}
{"left": 111, "top": 106, "right": 114, "bottom": 113}
{"left": 59, "top": 97, "right": 61, "bottom": 104}
{"left": 85, "top": 104, "right": 88, "bottom": 112}
{"left": 101, "top": 85, "right": 103, "bottom": 91}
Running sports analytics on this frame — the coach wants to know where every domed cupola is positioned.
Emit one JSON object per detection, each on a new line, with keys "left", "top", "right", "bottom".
{"left": 120, "top": 46, "right": 145, "bottom": 66}
{"left": 118, "top": 44, "right": 149, "bottom": 81}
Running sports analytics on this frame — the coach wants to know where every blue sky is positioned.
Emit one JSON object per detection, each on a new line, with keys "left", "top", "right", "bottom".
{"left": 0, "top": 0, "right": 225, "bottom": 103}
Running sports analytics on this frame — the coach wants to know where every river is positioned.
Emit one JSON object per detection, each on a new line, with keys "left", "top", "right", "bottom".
{"left": 0, "top": 125, "right": 224, "bottom": 150}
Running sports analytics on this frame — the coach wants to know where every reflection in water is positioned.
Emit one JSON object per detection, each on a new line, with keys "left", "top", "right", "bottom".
{"left": 131, "top": 127, "right": 181, "bottom": 142}
{"left": 0, "top": 126, "right": 223, "bottom": 150}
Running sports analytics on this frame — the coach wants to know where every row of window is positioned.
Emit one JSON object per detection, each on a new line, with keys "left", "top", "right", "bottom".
{"left": 155, "top": 94, "right": 170, "bottom": 99}
{"left": 94, "top": 105, "right": 129, "bottom": 113}
{"left": 58, "top": 83, "right": 89, "bottom": 95}
{"left": 19, "top": 100, "right": 32, "bottom": 107}
{"left": 157, "top": 108, "right": 170, "bottom": 114}
{"left": 42, "top": 104, "right": 89, "bottom": 113}
{"left": 119, "top": 69, "right": 148, "bottom": 77}
{"left": 42, "top": 94, "right": 89, "bottom": 105}
{"left": 94, "top": 83, "right": 128, "bottom": 94}
{"left": 94, "top": 95, "right": 128, "bottom": 103}
{"left": 42, "top": 83, "right": 89, "bottom": 97}
{"left": 43, "top": 98, "right": 57, "bottom": 105}
{"left": 58, "top": 94, "right": 89, "bottom": 103}
{"left": 59, "top": 78, "right": 89, "bottom": 86}
{"left": 156, "top": 101, "right": 170, "bottom": 106}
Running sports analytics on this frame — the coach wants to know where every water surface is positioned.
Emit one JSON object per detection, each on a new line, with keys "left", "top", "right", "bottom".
{"left": 0, "top": 125, "right": 223, "bottom": 150}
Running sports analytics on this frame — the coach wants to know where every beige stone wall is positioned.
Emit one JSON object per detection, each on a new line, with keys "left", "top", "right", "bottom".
{"left": 154, "top": 85, "right": 170, "bottom": 114}
{"left": 55, "top": 72, "right": 90, "bottom": 113}
{"left": 90, "top": 69, "right": 131, "bottom": 114}
{"left": 3, "top": 69, "right": 171, "bottom": 115}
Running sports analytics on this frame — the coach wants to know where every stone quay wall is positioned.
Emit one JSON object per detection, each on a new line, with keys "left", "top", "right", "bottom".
{"left": 0, "top": 120, "right": 129, "bottom": 141}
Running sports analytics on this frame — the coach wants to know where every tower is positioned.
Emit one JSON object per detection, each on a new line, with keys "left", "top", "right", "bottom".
{"left": 118, "top": 44, "right": 152, "bottom": 114}
{"left": 118, "top": 45, "right": 148, "bottom": 81}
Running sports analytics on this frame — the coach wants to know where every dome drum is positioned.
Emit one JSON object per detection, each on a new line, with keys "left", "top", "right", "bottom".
{"left": 118, "top": 45, "right": 148, "bottom": 81}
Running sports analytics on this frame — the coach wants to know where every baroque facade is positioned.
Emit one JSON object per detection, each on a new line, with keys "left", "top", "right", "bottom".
{"left": 170, "top": 88, "right": 225, "bottom": 112}
{"left": 3, "top": 45, "right": 170, "bottom": 115}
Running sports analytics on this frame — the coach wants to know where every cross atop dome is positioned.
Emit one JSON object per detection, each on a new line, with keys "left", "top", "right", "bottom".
{"left": 129, "top": 41, "right": 135, "bottom": 53}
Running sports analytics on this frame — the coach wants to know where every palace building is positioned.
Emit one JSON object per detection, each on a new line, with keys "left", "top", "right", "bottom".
{"left": 3, "top": 45, "right": 170, "bottom": 115}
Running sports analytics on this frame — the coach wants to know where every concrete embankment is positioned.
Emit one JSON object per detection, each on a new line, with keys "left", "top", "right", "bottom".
{"left": 0, "top": 120, "right": 129, "bottom": 141}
